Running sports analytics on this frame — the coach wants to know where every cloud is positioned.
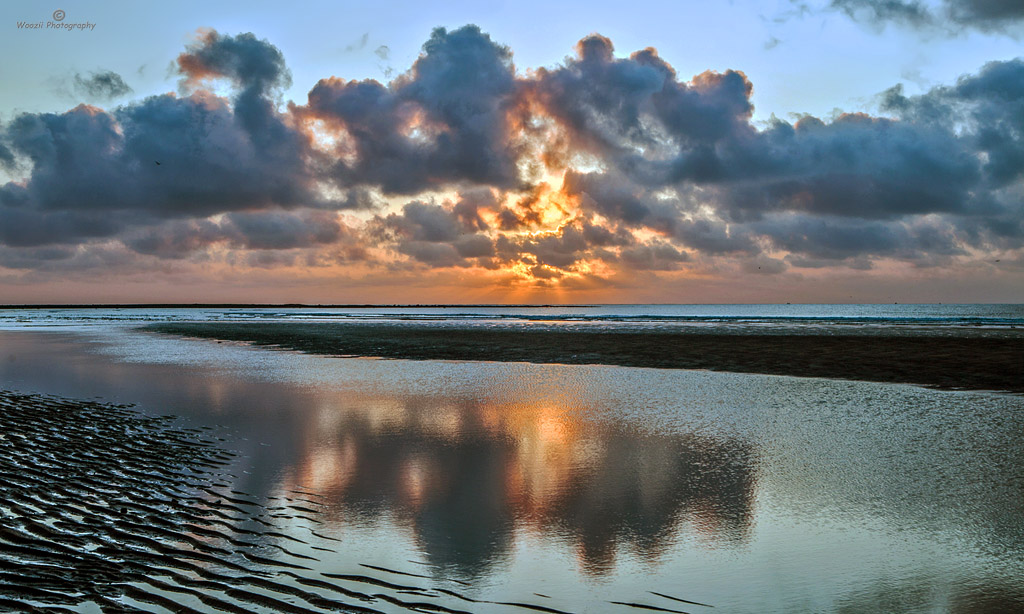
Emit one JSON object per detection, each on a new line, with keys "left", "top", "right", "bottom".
{"left": 882, "top": 58, "right": 1024, "bottom": 188}
{"left": 302, "top": 25, "right": 522, "bottom": 194}
{"left": 124, "top": 210, "right": 352, "bottom": 258}
{"left": 528, "top": 37, "right": 756, "bottom": 186}
{"left": 711, "top": 113, "right": 981, "bottom": 220}
{"left": 373, "top": 199, "right": 496, "bottom": 268}
{"left": 227, "top": 210, "right": 345, "bottom": 249}
{"left": 0, "top": 31, "right": 336, "bottom": 248}
{"left": 345, "top": 33, "right": 370, "bottom": 53}
{"left": 744, "top": 254, "right": 788, "bottom": 274}
{"left": 822, "top": 0, "right": 1024, "bottom": 33}
{"left": 620, "top": 242, "right": 690, "bottom": 270}
{"left": 0, "top": 94, "right": 319, "bottom": 244}
{"left": 0, "top": 26, "right": 1021, "bottom": 293}
{"left": 177, "top": 30, "right": 291, "bottom": 96}
{"left": 0, "top": 141, "right": 14, "bottom": 168}
{"left": 72, "top": 70, "right": 133, "bottom": 101}
{"left": 374, "top": 45, "right": 394, "bottom": 80}
{"left": 830, "top": 0, "right": 935, "bottom": 28}
{"left": 947, "top": 0, "right": 1024, "bottom": 29}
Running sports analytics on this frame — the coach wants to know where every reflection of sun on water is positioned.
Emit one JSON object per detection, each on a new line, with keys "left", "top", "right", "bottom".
{"left": 297, "top": 438, "right": 357, "bottom": 493}
{"left": 536, "top": 414, "right": 570, "bottom": 446}
{"left": 418, "top": 403, "right": 464, "bottom": 440}
{"left": 511, "top": 410, "right": 580, "bottom": 514}
{"left": 401, "top": 456, "right": 431, "bottom": 509}
{"left": 358, "top": 399, "right": 409, "bottom": 433}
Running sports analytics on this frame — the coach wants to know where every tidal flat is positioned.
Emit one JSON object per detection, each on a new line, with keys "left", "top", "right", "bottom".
{"left": 1, "top": 319, "right": 1023, "bottom": 613}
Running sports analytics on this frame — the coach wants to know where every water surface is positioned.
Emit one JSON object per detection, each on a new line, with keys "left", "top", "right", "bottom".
{"left": 2, "top": 324, "right": 1022, "bottom": 613}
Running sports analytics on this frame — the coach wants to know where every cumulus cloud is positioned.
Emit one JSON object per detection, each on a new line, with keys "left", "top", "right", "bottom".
{"left": 527, "top": 36, "right": 757, "bottom": 186}
{"left": 0, "top": 25, "right": 1021, "bottom": 292}
{"left": 0, "top": 31, "right": 338, "bottom": 249}
{"left": 301, "top": 25, "right": 521, "bottom": 194}
{"left": 177, "top": 30, "right": 291, "bottom": 96}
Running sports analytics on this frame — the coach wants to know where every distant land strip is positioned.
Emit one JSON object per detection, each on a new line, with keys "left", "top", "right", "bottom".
{"left": 144, "top": 322, "right": 1024, "bottom": 394}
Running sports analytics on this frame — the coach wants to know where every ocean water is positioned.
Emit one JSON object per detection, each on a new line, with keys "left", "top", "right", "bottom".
{"left": 1, "top": 303, "right": 1022, "bottom": 333}
{"left": 1, "top": 307, "right": 1023, "bottom": 613}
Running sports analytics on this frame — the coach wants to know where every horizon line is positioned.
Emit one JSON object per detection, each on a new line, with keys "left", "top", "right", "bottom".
{"left": 0, "top": 302, "right": 1014, "bottom": 309}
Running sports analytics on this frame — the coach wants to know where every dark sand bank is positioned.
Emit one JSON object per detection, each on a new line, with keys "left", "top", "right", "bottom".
{"left": 146, "top": 322, "right": 1024, "bottom": 393}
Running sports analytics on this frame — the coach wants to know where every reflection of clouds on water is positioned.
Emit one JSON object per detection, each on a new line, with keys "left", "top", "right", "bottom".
{"left": 282, "top": 394, "right": 756, "bottom": 578}
{"left": 0, "top": 330, "right": 758, "bottom": 579}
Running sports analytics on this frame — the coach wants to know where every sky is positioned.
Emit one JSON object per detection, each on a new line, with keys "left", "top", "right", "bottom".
{"left": 0, "top": 0, "right": 1022, "bottom": 304}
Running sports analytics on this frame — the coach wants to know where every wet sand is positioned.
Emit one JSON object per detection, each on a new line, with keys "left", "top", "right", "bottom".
{"left": 0, "top": 390, "right": 483, "bottom": 613}
{"left": 145, "top": 322, "right": 1024, "bottom": 393}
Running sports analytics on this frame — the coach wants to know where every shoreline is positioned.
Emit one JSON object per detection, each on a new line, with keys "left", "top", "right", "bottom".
{"left": 144, "top": 322, "right": 1024, "bottom": 393}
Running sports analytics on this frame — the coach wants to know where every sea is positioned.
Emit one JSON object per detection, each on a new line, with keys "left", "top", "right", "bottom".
{"left": 1, "top": 304, "right": 1022, "bottom": 613}
{"left": 2, "top": 302, "right": 1023, "bottom": 331}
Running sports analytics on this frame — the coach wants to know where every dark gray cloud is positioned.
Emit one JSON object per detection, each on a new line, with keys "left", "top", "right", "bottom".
{"left": 0, "top": 203, "right": 123, "bottom": 248}
{"left": 374, "top": 199, "right": 496, "bottom": 268}
{"left": 124, "top": 219, "right": 227, "bottom": 259}
{"left": 124, "top": 210, "right": 348, "bottom": 258}
{"left": 673, "top": 218, "right": 759, "bottom": 255}
{"left": 381, "top": 201, "right": 467, "bottom": 243}
{"left": 73, "top": 70, "right": 133, "bottom": 101}
{"left": 749, "top": 214, "right": 965, "bottom": 261}
{"left": 0, "top": 141, "right": 12, "bottom": 168}
{"left": 0, "top": 93, "right": 318, "bottom": 245}
{"left": 947, "top": 0, "right": 1024, "bottom": 28}
{"left": 882, "top": 58, "right": 1024, "bottom": 188}
{"left": 827, "top": 0, "right": 1024, "bottom": 32}
{"left": 0, "top": 243, "right": 137, "bottom": 274}
{"left": 830, "top": 0, "right": 935, "bottom": 28}
{"left": 712, "top": 113, "right": 981, "bottom": 220}
{"left": 0, "top": 245, "right": 77, "bottom": 270}
{"left": 177, "top": 30, "right": 291, "bottom": 96}
{"left": 227, "top": 210, "right": 344, "bottom": 250}
{"left": 511, "top": 225, "right": 590, "bottom": 269}
{"left": 620, "top": 242, "right": 690, "bottom": 270}
{"left": 874, "top": 57, "right": 1024, "bottom": 253}
{"left": 562, "top": 172, "right": 758, "bottom": 255}
{"left": 304, "top": 25, "right": 522, "bottom": 194}
{"left": 531, "top": 36, "right": 755, "bottom": 186}
{"left": 451, "top": 187, "right": 497, "bottom": 231}
{"left": 0, "top": 31, "right": 334, "bottom": 248}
